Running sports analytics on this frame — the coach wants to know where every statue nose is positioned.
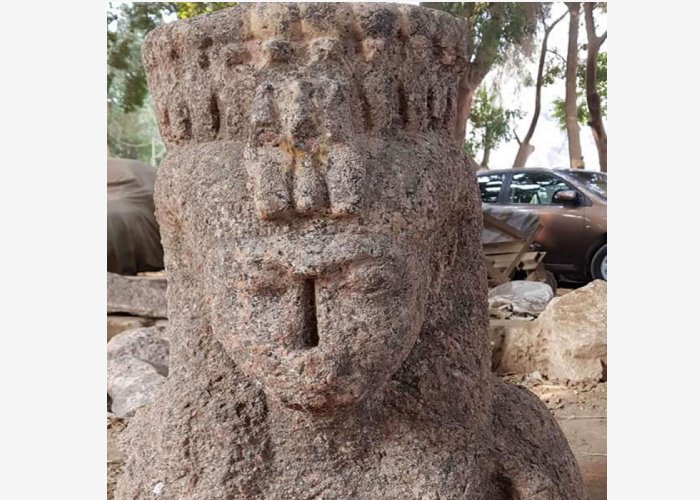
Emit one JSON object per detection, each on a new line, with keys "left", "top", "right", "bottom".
{"left": 300, "top": 278, "right": 319, "bottom": 349}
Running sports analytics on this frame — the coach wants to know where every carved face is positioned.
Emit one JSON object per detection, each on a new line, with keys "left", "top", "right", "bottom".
{"left": 148, "top": 8, "right": 468, "bottom": 414}
{"left": 155, "top": 121, "right": 463, "bottom": 414}
{"left": 204, "top": 230, "right": 430, "bottom": 413}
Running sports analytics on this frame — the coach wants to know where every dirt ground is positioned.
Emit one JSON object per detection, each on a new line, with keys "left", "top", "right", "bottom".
{"left": 107, "top": 416, "right": 126, "bottom": 500}
{"left": 505, "top": 374, "right": 607, "bottom": 500}
{"left": 107, "top": 378, "right": 606, "bottom": 499}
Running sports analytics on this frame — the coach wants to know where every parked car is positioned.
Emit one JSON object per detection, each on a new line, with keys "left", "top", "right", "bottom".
{"left": 477, "top": 168, "right": 607, "bottom": 282}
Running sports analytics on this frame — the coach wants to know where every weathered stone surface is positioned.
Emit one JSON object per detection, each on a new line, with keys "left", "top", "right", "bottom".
{"left": 117, "top": 4, "right": 586, "bottom": 499}
{"left": 107, "top": 315, "right": 156, "bottom": 341}
{"left": 108, "top": 326, "right": 169, "bottom": 417}
{"left": 496, "top": 280, "right": 607, "bottom": 382}
{"left": 107, "top": 272, "right": 167, "bottom": 318}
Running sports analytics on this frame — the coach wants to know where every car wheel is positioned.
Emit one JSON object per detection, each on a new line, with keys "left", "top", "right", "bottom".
{"left": 590, "top": 244, "right": 607, "bottom": 281}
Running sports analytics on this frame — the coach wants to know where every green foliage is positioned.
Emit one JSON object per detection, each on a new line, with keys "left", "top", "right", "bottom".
{"left": 174, "top": 2, "right": 236, "bottom": 19}
{"left": 107, "top": 2, "right": 236, "bottom": 164}
{"left": 108, "top": 3, "right": 170, "bottom": 113}
{"left": 108, "top": 100, "right": 167, "bottom": 166}
{"left": 550, "top": 52, "right": 607, "bottom": 129}
{"left": 421, "top": 3, "right": 541, "bottom": 69}
{"left": 107, "top": 2, "right": 236, "bottom": 113}
{"left": 464, "top": 86, "right": 523, "bottom": 165}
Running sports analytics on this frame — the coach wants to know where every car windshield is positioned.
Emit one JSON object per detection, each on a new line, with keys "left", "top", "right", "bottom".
{"left": 564, "top": 171, "right": 607, "bottom": 200}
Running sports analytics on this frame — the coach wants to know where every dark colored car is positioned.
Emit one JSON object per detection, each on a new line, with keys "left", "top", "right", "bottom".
{"left": 477, "top": 168, "right": 607, "bottom": 282}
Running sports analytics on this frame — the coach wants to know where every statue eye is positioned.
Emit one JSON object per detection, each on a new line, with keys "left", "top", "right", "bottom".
{"left": 254, "top": 281, "right": 288, "bottom": 296}
{"left": 362, "top": 273, "right": 389, "bottom": 294}
{"left": 235, "top": 262, "right": 289, "bottom": 297}
{"left": 239, "top": 275, "right": 288, "bottom": 297}
{"left": 350, "top": 268, "right": 399, "bottom": 298}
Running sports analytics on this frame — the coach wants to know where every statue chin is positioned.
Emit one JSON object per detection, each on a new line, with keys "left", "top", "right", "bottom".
{"left": 274, "top": 385, "right": 365, "bottom": 415}
{"left": 240, "top": 354, "right": 388, "bottom": 416}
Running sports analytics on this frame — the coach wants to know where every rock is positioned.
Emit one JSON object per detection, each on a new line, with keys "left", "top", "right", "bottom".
{"left": 108, "top": 357, "right": 165, "bottom": 418}
{"left": 107, "top": 326, "right": 169, "bottom": 417}
{"left": 107, "top": 326, "right": 169, "bottom": 375}
{"left": 488, "top": 280, "right": 554, "bottom": 318}
{"left": 107, "top": 272, "right": 167, "bottom": 318}
{"left": 116, "top": 4, "right": 586, "bottom": 499}
{"left": 496, "top": 280, "right": 607, "bottom": 382}
{"left": 107, "top": 315, "right": 155, "bottom": 341}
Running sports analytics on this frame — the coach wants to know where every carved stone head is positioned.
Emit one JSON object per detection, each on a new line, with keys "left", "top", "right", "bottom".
{"left": 144, "top": 3, "right": 470, "bottom": 414}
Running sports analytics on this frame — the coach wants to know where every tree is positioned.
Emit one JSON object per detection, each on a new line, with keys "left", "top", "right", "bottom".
{"left": 107, "top": 2, "right": 236, "bottom": 164}
{"left": 108, "top": 2, "right": 236, "bottom": 113}
{"left": 464, "top": 86, "right": 522, "bottom": 169}
{"left": 583, "top": 2, "right": 607, "bottom": 172}
{"left": 512, "top": 8, "right": 568, "bottom": 168}
{"left": 564, "top": 2, "right": 584, "bottom": 168}
{"left": 108, "top": 101, "right": 167, "bottom": 166}
{"left": 420, "top": 3, "right": 541, "bottom": 145}
{"left": 550, "top": 52, "right": 606, "bottom": 129}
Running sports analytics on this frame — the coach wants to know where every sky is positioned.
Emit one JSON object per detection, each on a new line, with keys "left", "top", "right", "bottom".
{"left": 486, "top": 3, "right": 607, "bottom": 171}
{"left": 404, "top": 1, "right": 607, "bottom": 171}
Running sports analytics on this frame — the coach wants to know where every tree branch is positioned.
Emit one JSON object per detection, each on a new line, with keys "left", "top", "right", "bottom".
{"left": 546, "top": 11, "right": 569, "bottom": 35}
{"left": 547, "top": 49, "right": 566, "bottom": 65}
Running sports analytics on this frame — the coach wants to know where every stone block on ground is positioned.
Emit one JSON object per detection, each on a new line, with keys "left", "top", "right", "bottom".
{"left": 107, "top": 272, "right": 167, "bottom": 318}
{"left": 495, "top": 280, "right": 607, "bottom": 382}
{"left": 107, "top": 326, "right": 169, "bottom": 417}
{"left": 107, "top": 315, "right": 156, "bottom": 342}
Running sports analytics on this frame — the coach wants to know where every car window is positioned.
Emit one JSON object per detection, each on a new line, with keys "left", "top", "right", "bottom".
{"left": 477, "top": 174, "right": 505, "bottom": 203}
{"left": 507, "top": 172, "right": 572, "bottom": 205}
{"left": 565, "top": 171, "right": 607, "bottom": 199}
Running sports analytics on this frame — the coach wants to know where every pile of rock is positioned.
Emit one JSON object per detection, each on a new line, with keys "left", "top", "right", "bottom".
{"left": 491, "top": 280, "right": 607, "bottom": 383}
{"left": 107, "top": 272, "right": 168, "bottom": 340}
{"left": 107, "top": 272, "right": 170, "bottom": 417}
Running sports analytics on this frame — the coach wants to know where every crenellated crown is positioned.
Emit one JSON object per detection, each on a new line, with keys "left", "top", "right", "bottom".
{"left": 142, "top": 3, "right": 469, "bottom": 147}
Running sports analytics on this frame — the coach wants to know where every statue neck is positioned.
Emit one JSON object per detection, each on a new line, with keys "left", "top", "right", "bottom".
{"left": 264, "top": 389, "right": 388, "bottom": 461}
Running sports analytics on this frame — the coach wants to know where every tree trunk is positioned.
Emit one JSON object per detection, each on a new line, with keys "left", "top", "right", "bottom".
{"left": 513, "top": 142, "right": 535, "bottom": 168}
{"left": 564, "top": 2, "right": 584, "bottom": 169}
{"left": 583, "top": 3, "right": 607, "bottom": 172}
{"left": 454, "top": 65, "right": 489, "bottom": 145}
{"left": 481, "top": 146, "right": 491, "bottom": 169}
{"left": 454, "top": 75, "right": 476, "bottom": 144}
{"left": 513, "top": 10, "right": 568, "bottom": 168}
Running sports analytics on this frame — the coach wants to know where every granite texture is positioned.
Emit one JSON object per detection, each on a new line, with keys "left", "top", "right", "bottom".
{"left": 116, "top": 4, "right": 586, "bottom": 499}
{"left": 108, "top": 326, "right": 170, "bottom": 417}
{"left": 497, "top": 280, "right": 607, "bottom": 382}
{"left": 107, "top": 273, "right": 168, "bottom": 318}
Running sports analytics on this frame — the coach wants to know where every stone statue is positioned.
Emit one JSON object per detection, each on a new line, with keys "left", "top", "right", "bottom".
{"left": 117, "top": 4, "right": 587, "bottom": 499}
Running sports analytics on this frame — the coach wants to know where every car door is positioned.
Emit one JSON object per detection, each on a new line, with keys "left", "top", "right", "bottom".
{"left": 500, "top": 171, "right": 587, "bottom": 270}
